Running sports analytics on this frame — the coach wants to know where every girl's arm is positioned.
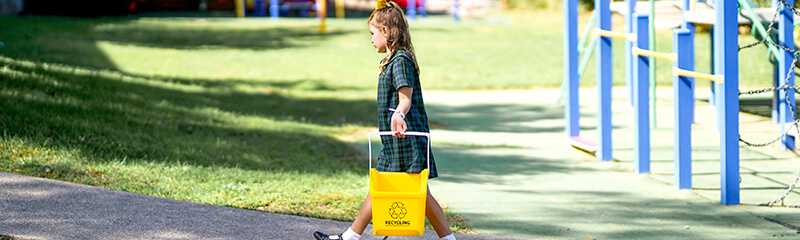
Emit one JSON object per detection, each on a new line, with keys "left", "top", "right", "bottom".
{"left": 391, "top": 87, "right": 413, "bottom": 138}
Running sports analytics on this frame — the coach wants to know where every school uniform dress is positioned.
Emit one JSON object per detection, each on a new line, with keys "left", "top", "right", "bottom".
{"left": 376, "top": 49, "right": 438, "bottom": 179}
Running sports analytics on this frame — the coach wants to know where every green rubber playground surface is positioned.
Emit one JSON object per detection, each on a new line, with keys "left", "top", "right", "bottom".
{"left": 424, "top": 89, "right": 800, "bottom": 239}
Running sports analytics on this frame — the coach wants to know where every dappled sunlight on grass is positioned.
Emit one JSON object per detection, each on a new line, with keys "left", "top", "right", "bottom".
{"left": 0, "top": 55, "right": 375, "bottom": 221}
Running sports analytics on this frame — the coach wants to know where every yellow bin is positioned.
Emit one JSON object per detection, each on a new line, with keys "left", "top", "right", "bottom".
{"left": 368, "top": 131, "right": 431, "bottom": 237}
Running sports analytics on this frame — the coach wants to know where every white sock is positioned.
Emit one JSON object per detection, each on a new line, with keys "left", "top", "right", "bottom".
{"left": 341, "top": 227, "right": 361, "bottom": 240}
{"left": 440, "top": 233, "right": 457, "bottom": 240}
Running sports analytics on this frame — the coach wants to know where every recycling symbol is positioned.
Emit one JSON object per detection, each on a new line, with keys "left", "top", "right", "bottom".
{"left": 388, "top": 202, "right": 408, "bottom": 219}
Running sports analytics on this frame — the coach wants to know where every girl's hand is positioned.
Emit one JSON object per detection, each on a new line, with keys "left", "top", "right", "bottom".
{"left": 391, "top": 113, "right": 407, "bottom": 138}
{"left": 392, "top": 87, "right": 412, "bottom": 139}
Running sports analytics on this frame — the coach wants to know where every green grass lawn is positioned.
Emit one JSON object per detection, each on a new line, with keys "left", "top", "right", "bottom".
{"left": 0, "top": 10, "right": 779, "bottom": 230}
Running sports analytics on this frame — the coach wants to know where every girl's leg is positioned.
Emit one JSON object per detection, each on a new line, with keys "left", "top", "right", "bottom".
{"left": 313, "top": 194, "right": 371, "bottom": 240}
{"left": 350, "top": 193, "right": 373, "bottom": 234}
{"left": 425, "top": 189, "right": 453, "bottom": 237}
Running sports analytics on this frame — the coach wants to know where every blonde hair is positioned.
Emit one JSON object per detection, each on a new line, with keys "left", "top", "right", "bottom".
{"left": 369, "top": 0, "right": 420, "bottom": 73}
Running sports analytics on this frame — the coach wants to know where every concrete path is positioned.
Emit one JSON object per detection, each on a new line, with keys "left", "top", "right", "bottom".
{"left": 422, "top": 88, "right": 800, "bottom": 240}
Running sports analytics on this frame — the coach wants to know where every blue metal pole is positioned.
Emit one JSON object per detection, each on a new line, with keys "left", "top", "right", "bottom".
{"left": 597, "top": 0, "right": 613, "bottom": 161}
{"left": 634, "top": 14, "right": 651, "bottom": 174}
{"left": 408, "top": 0, "right": 417, "bottom": 20}
{"left": 626, "top": 0, "right": 636, "bottom": 106}
{"left": 674, "top": 28, "right": 694, "bottom": 189}
{"left": 774, "top": 0, "right": 781, "bottom": 123}
{"left": 565, "top": 0, "right": 580, "bottom": 138}
{"left": 710, "top": 30, "right": 717, "bottom": 107}
{"left": 716, "top": 0, "right": 740, "bottom": 205}
{"left": 259, "top": 0, "right": 269, "bottom": 16}
{"left": 682, "top": 0, "right": 696, "bottom": 124}
{"left": 270, "top": 0, "right": 279, "bottom": 20}
{"left": 779, "top": 0, "right": 796, "bottom": 149}
{"left": 419, "top": 0, "right": 427, "bottom": 16}
{"left": 774, "top": 60, "right": 781, "bottom": 123}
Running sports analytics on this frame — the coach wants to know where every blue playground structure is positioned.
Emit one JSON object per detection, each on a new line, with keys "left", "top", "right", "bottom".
{"left": 563, "top": 0, "right": 798, "bottom": 205}
{"left": 236, "top": 0, "right": 314, "bottom": 19}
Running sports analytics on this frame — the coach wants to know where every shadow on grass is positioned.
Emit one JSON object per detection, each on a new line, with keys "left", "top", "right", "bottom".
{"left": 0, "top": 235, "right": 19, "bottom": 240}
{"left": 112, "top": 71, "right": 374, "bottom": 126}
{"left": 0, "top": 15, "right": 352, "bottom": 71}
{"left": 91, "top": 21, "right": 352, "bottom": 50}
{"left": 0, "top": 57, "right": 373, "bottom": 174}
{"left": 122, "top": 72, "right": 367, "bottom": 92}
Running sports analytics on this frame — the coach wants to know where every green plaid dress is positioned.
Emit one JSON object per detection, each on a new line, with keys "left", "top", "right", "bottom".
{"left": 376, "top": 49, "right": 438, "bottom": 179}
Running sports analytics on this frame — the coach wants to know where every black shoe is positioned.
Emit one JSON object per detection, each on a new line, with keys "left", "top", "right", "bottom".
{"left": 313, "top": 231, "right": 344, "bottom": 240}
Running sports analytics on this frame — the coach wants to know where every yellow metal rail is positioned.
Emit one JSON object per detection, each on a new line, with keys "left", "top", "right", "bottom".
{"left": 672, "top": 67, "right": 724, "bottom": 83}
{"left": 592, "top": 29, "right": 636, "bottom": 41}
{"left": 632, "top": 47, "right": 676, "bottom": 62}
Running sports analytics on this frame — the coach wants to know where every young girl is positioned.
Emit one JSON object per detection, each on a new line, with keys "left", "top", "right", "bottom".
{"left": 313, "top": 1, "right": 456, "bottom": 240}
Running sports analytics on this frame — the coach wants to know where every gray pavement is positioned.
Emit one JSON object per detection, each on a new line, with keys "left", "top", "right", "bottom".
{"left": 0, "top": 172, "right": 493, "bottom": 240}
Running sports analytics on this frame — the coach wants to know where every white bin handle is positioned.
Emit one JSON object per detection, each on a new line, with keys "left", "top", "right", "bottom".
{"left": 368, "top": 131, "right": 431, "bottom": 171}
